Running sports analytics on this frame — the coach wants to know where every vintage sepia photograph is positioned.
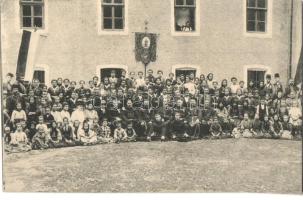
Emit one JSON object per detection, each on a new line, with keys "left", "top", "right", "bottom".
{"left": 1, "top": 0, "right": 303, "bottom": 194}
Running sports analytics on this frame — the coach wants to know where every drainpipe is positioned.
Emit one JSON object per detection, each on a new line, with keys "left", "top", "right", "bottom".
{"left": 289, "top": 0, "right": 294, "bottom": 79}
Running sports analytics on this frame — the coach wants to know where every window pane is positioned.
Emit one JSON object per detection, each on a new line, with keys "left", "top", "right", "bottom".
{"left": 186, "top": 0, "right": 195, "bottom": 5}
{"left": 114, "top": 6, "right": 123, "bottom": 17}
{"left": 247, "top": 0, "right": 256, "bottom": 7}
{"left": 175, "top": 7, "right": 195, "bottom": 32}
{"left": 103, "top": 6, "right": 112, "bottom": 17}
{"left": 247, "top": 21, "right": 256, "bottom": 31}
{"left": 176, "top": 0, "right": 184, "bottom": 5}
{"left": 103, "top": 0, "right": 112, "bottom": 3}
{"left": 103, "top": 18, "right": 112, "bottom": 29}
{"left": 23, "top": 17, "right": 32, "bottom": 27}
{"left": 22, "top": 5, "right": 31, "bottom": 16}
{"left": 257, "top": 10, "right": 266, "bottom": 21}
{"left": 257, "top": 21, "right": 265, "bottom": 32}
{"left": 114, "top": 19, "right": 123, "bottom": 29}
{"left": 34, "top": 17, "right": 43, "bottom": 27}
{"left": 247, "top": 10, "right": 255, "bottom": 20}
{"left": 34, "top": 5, "right": 42, "bottom": 16}
{"left": 257, "top": 0, "right": 266, "bottom": 8}
{"left": 114, "top": 0, "right": 123, "bottom": 4}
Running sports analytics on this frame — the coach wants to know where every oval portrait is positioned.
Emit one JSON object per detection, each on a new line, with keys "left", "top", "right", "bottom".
{"left": 142, "top": 36, "right": 151, "bottom": 49}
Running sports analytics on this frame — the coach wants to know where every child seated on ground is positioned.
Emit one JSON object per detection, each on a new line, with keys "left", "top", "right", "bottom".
{"left": 126, "top": 122, "right": 137, "bottom": 142}
{"left": 32, "top": 126, "right": 49, "bottom": 150}
{"left": 170, "top": 112, "right": 190, "bottom": 141}
{"left": 113, "top": 121, "right": 128, "bottom": 143}
{"left": 98, "top": 118, "right": 113, "bottom": 143}
{"left": 270, "top": 114, "right": 283, "bottom": 139}
{"left": 221, "top": 117, "right": 233, "bottom": 138}
{"left": 78, "top": 121, "right": 98, "bottom": 145}
{"left": 288, "top": 101, "right": 302, "bottom": 139}
{"left": 209, "top": 117, "right": 222, "bottom": 139}
{"left": 252, "top": 115, "right": 263, "bottom": 138}
{"left": 36, "top": 115, "right": 48, "bottom": 134}
{"left": 200, "top": 118, "right": 210, "bottom": 138}
{"left": 280, "top": 115, "right": 293, "bottom": 140}
{"left": 147, "top": 113, "right": 166, "bottom": 142}
{"left": 47, "top": 121, "right": 63, "bottom": 148}
{"left": 72, "top": 120, "right": 81, "bottom": 142}
{"left": 61, "top": 117, "right": 76, "bottom": 146}
{"left": 3, "top": 126, "right": 11, "bottom": 145}
{"left": 240, "top": 113, "right": 253, "bottom": 138}
{"left": 261, "top": 115, "right": 272, "bottom": 138}
{"left": 6, "top": 122, "right": 31, "bottom": 153}
{"left": 232, "top": 120, "right": 241, "bottom": 139}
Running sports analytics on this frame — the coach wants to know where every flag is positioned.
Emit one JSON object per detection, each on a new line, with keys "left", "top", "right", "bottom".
{"left": 135, "top": 32, "right": 157, "bottom": 65}
{"left": 16, "top": 30, "right": 41, "bottom": 81}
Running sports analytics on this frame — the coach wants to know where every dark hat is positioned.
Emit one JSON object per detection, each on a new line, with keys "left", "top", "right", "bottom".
{"left": 274, "top": 73, "right": 280, "bottom": 78}
{"left": 266, "top": 74, "right": 271, "bottom": 79}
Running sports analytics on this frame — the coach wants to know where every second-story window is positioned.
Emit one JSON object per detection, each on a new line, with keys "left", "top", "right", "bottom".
{"left": 20, "top": 0, "right": 44, "bottom": 29}
{"left": 174, "top": 0, "right": 196, "bottom": 32}
{"left": 102, "top": 0, "right": 125, "bottom": 30}
{"left": 247, "top": 0, "right": 267, "bottom": 32}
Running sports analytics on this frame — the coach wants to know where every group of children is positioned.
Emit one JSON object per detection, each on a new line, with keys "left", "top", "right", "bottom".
{"left": 2, "top": 69, "right": 302, "bottom": 153}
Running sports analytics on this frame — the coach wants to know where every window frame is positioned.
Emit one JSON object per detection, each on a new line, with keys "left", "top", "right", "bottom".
{"left": 246, "top": 0, "right": 267, "bottom": 33}
{"left": 243, "top": 65, "right": 271, "bottom": 87}
{"left": 243, "top": 0, "right": 272, "bottom": 38}
{"left": 171, "top": 0, "right": 201, "bottom": 37}
{"left": 96, "top": 64, "right": 128, "bottom": 80}
{"left": 98, "top": 0, "right": 129, "bottom": 35}
{"left": 31, "top": 65, "right": 50, "bottom": 86}
{"left": 171, "top": 64, "right": 201, "bottom": 78}
{"left": 19, "top": 0, "right": 45, "bottom": 29}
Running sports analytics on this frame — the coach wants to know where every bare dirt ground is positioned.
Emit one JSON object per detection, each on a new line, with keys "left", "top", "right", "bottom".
{"left": 3, "top": 139, "right": 302, "bottom": 193}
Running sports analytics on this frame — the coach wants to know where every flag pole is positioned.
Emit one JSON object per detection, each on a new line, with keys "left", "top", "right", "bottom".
{"left": 144, "top": 63, "right": 147, "bottom": 78}
{"left": 144, "top": 20, "right": 149, "bottom": 79}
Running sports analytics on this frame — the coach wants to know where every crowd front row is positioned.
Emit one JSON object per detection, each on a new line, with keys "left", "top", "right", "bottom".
{"left": 2, "top": 70, "right": 302, "bottom": 153}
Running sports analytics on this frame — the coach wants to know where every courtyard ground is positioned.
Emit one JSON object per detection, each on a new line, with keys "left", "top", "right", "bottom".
{"left": 2, "top": 138, "right": 302, "bottom": 193}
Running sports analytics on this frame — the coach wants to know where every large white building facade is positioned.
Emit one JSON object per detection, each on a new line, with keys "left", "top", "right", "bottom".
{"left": 1, "top": 0, "right": 302, "bottom": 86}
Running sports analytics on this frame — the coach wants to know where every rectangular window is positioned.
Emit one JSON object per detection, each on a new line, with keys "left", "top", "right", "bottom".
{"left": 246, "top": 0, "right": 267, "bottom": 32}
{"left": 174, "top": 0, "right": 196, "bottom": 32}
{"left": 247, "top": 70, "right": 265, "bottom": 86}
{"left": 33, "top": 70, "right": 45, "bottom": 84}
{"left": 20, "top": 0, "right": 44, "bottom": 29}
{"left": 175, "top": 69, "right": 196, "bottom": 79}
{"left": 102, "top": 0, "right": 124, "bottom": 30}
{"left": 100, "top": 68, "right": 123, "bottom": 81}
